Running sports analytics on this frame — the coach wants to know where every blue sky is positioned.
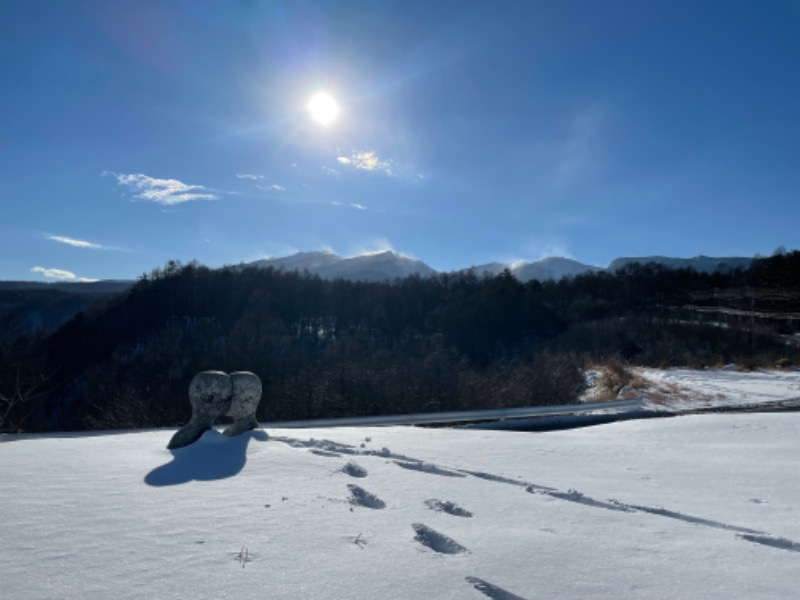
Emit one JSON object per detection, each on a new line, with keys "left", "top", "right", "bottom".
{"left": 2, "top": 1, "right": 799, "bottom": 282}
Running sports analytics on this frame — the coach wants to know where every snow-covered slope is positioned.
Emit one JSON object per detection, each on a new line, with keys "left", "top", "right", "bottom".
{"left": 608, "top": 255, "right": 752, "bottom": 273}
{"left": 467, "top": 258, "right": 600, "bottom": 282}
{"left": 3, "top": 395, "right": 800, "bottom": 599}
{"left": 249, "top": 250, "right": 341, "bottom": 273}
{"left": 635, "top": 367, "right": 800, "bottom": 411}
{"left": 247, "top": 250, "right": 435, "bottom": 282}
{"left": 320, "top": 251, "right": 436, "bottom": 282}
{"left": 513, "top": 257, "right": 601, "bottom": 282}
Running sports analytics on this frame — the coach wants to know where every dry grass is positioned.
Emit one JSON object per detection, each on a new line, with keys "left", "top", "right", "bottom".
{"left": 598, "top": 360, "right": 632, "bottom": 396}
{"left": 637, "top": 380, "right": 726, "bottom": 406}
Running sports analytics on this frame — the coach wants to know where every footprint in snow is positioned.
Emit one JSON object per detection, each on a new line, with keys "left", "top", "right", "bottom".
{"left": 466, "top": 576, "right": 528, "bottom": 600}
{"left": 348, "top": 484, "right": 385, "bottom": 509}
{"left": 424, "top": 498, "right": 473, "bottom": 517}
{"left": 412, "top": 523, "right": 469, "bottom": 554}
{"left": 341, "top": 461, "right": 368, "bottom": 478}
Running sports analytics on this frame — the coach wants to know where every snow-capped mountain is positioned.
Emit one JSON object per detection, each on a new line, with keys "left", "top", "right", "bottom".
{"left": 512, "top": 257, "right": 601, "bottom": 282}
{"left": 246, "top": 251, "right": 753, "bottom": 283}
{"left": 608, "top": 255, "right": 753, "bottom": 273}
{"left": 249, "top": 250, "right": 341, "bottom": 273}
{"left": 468, "top": 258, "right": 600, "bottom": 282}
{"left": 247, "top": 251, "right": 436, "bottom": 283}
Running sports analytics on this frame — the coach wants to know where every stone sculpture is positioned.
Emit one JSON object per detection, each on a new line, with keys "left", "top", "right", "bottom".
{"left": 167, "top": 370, "right": 263, "bottom": 449}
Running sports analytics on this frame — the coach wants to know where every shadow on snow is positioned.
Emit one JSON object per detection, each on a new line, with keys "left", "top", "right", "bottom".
{"left": 144, "top": 429, "right": 268, "bottom": 487}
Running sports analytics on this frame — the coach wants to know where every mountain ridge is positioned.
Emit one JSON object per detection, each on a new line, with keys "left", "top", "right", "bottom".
{"left": 4, "top": 252, "right": 757, "bottom": 289}
{"left": 244, "top": 251, "right": 753, "bottom": 283}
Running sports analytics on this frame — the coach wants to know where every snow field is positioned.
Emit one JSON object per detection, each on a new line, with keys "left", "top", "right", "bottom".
{"left": 635, "top": 367, "right": 800, "bottom": 410}
{"left": 2, "top": 412, "right": 799, "bottom": 599}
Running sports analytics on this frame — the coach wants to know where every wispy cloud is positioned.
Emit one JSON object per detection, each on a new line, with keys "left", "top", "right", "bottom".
{"left": 47, "top": 235, "right": 104, "bottom": 249}
{"left": 257, "top": 184, "right": 286, "bottom": 192}
{"left": 522, "top": 237, "right": 575, "bottom": 261}
{"left": 236, "top": 173, "right": 264, "bottom": 180}
{"left": 337, "top": 151, "right": 393, "bottom": 175}
{"left": 553, "top": 104, "right": 606, "bottom": 190}
{"left": 31, "top": 266, "right": 98, "bottom": 282}
{"left": 330, "top": 201, "right": 370, "bottom": 211}
{"left": 104, "top": 171, "right": 220, "bottom": 205}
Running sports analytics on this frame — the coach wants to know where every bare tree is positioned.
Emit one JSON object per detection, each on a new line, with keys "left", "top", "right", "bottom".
{"left": 0, "top": 364, "right": 51, "bottom": 432}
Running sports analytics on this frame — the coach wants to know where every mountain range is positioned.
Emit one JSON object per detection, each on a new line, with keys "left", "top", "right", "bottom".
{"left": 2, "top": 253, "right": 755, "bottom": 292}
{"left": 244, "top": 251, "right": 753, "bottom": 283}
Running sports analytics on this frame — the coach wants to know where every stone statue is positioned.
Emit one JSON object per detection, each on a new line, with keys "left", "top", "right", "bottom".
{"left": 167, "top": 371, "right": 263, "bottom": 449}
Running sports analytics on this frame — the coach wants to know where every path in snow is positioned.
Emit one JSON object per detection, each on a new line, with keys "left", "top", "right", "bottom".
{"left": 284, "top": 433, "right": 799, "bottom": 557}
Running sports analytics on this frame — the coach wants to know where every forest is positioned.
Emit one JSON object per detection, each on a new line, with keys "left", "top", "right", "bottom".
{"left": 1, "top": 250, "right": 798, "bottom": 433}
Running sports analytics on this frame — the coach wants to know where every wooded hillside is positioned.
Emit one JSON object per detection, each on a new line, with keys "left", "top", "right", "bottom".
{"left": 2, "top": 251, "right": 798, "bottom": 432}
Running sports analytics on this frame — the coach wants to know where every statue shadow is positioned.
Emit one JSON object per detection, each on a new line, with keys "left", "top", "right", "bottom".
{"left": 144, "top": 428, "right": 269, "bottom": 487}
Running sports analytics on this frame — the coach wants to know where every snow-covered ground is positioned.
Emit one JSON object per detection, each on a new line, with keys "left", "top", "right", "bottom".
{"left": 631, "top": 367, "right": 800, "bottom": 412}
{"left": 2, "top": 370, "right": 800, "bottom": 599}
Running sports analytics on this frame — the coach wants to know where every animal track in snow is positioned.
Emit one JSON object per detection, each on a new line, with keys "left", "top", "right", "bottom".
{"left": 232, "top": 547, "right": 254, "bottom": 567}
{"left": 395, "top": 461, "right": 465, "bottom": 478}
{"left": 462, "top": 470, "right": 554, "bottom": 491}
{"left": 412, "top": 523, "right": 469, "bottom": 554}
{"left": 538, "top": 489, "right": 636, "bottom": 513}
{"left": 460, "top": 470, "right": 526, "bottom": 486}
{"left": 425, "top": 499, "right": 473, "bottom": 517}
{"left": 341, "top": 461, "right": 368, "bottom": 478}
{"left": 310, "top": 449, "right": 341, "bottom": 458}
{"left": 737, "top": 534, "right": 800, "bottom": 553}
{"left": 276, "top": 435, "right": 800, "bottom": 554}
{"left": 526, "top": 486, "right": 765, "bottom": 534}
{"left": 619, "top": 502, "right": 763, "bottom": 534}
{"left": 274, "top": 436, "right": 422, "bottom": 463}
{"left": 466, "top": 576, "right": 528, "bottom": 600}
{"left": 347, "top": 484, "right": 385, "bottom": 509}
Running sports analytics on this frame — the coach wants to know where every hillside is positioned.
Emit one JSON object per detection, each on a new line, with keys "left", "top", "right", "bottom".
{"left": 2, "top": 252, "right": 798, "bottom": 434}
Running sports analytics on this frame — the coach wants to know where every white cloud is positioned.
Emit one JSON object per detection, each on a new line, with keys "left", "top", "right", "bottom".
{"left": 47, "top": 235, "right": 104, "bottom": 249}
{"left": 105, "top": 171, "right": 220, "bottom": 205}
{"left": 31, "top": 266, "right": 98, "bottom": 282}
{"left": 236, "top": 173, "right": 264, "bottom": 180}
{"left": 322, "top": 166, "right": 338, "bottom": 176}
{"left": 255, "top": 183, "right": 286, "bottom": 192}
{"left": 331, "top": 200, "right": 369, "bottom": 211}
{"left": 336, "top": 151, "right": 393, "bottom": 175}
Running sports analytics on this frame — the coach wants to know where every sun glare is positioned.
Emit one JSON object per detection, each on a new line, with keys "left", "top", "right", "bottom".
{"left": 307, "top": 92, "right": 339, "bottom": 126}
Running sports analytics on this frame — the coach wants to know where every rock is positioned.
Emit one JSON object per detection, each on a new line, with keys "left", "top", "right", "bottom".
{"left": 224, "top": 372, "right": 262, "bottom": 437}
{"left": 167, "top": 370, "right": 263, "bottom": 449}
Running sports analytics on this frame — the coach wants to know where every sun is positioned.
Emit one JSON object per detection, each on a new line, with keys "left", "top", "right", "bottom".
{"left": 307, "top": 92, "right": 339, "bottom": 126}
